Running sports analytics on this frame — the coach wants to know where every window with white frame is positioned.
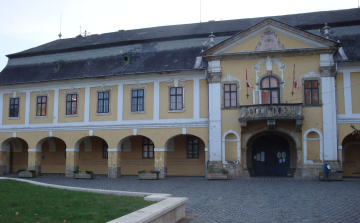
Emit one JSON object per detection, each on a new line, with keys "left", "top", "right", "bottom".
{"left": 170, "top": 87, "right": 183, "bottom": 110}
{"left": 224, "top": 84, "right": 237, "bottom": 107}
{"left": 260, "top": 76, "right": 280, "bottom": 104}
{"left": 9, "top": 98, "right": 19, "bottom": 117}
{"left": 131, "top": 89, "right": 144, "bottom": 112}
{"left": 97, "top": 91, "right": 109, "bottom": 113}
{"left": 66, "top": 94, "right": 78, "bottom": 115}
{"left": 36, "top": 96, "right": 47, "bottom": 116}
{"left": 304, "top": 80, "right": 319, "bottom": 105}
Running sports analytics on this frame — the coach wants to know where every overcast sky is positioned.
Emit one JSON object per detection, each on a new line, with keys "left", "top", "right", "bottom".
{"left": 0, "top": 0, "right": 358, "bottom": 71}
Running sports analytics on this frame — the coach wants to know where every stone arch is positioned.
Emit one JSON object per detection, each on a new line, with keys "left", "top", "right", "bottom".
{"left": 0, "top": 137, "right": 29, "bottom": 174}
{"left": 303, "top": 128, "right": 323, "bottom": 163}
{"left": 74, "top": 135, "right": 109, "bottom": 174}
{"left": 242, "top": 126, "right": 301, "bottom": 176}
{"left": 342, "top": 141, "right": 360, "bottom": 163}
{"left": 164, "top": 133, "right": 206, "bottom": 176}
{"left": 222, "top": 130, "right": 240, "bottom": 164}
{"left": 341, "top": 133, "right": 360, "bottom": 177}
{"left": 35, "top": 137, "right": 67, "bottom": 174}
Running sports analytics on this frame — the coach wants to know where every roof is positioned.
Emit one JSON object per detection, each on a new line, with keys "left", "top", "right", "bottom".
{"left": 1, "top": 8, "right": 360, "bottom": 86}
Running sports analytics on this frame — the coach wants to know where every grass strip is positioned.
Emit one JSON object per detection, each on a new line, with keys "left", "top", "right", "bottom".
{"left": 0, "top": 180, "right": 156, "bottom": 223}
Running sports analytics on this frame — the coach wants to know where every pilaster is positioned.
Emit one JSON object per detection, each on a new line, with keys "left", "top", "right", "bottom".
{"left": 154, "top": 149, "right": 167, "bottom": 178}
{"left": 108, "top": 148, "right": 121, "bottom": 178}
{"left": 207, "top": 71, "right": 222, "bottom": 162}
{"left": 65, "top": 148, "right": 79, "bottom": 177}
{"left": 28, "top": 148, "right": 42, "bottom": 176}
{"left": 0, "top": 92, "right": 3, "bottom": 126}
{"left": 0, "top": 150, "right": 10, "bottom": 175}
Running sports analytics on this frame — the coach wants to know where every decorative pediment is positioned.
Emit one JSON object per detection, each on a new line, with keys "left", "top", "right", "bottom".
{"left": 221, "top": 73, "right": 241, "bottom": 92}
{"left": 252, "top": 56, "right": 286, "bottom": 89}
{"left": 256, "top": 32, "right": 284, "bottom": 51}
{"left": 167, "top": 78, "right": 186, "bottom": 87}
{"left": 128, "top": 82, "right": 147, "bottom": 90}
{"left": 96, "top": 84, "right": 112, "bottom": 92}
{"left": 64, "top": 87, "right": 80, "bottom": 95}
{"left": 300, "top": 70, "right": 321, "bottom": 88}
{"left": 35, "top": 90, "right": 50, "bottom": 98}
{"left": 202, "top": 18, "right": 339, "bottom": 58}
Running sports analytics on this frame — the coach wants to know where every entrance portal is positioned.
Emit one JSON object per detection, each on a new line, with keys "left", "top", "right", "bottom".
{"left": 252, "top": 135, "right": 290, "bottom": 176}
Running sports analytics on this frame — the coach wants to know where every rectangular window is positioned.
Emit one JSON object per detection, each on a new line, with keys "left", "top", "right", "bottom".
{"left": 66, "top": 94, "right": 77, "bottom": 115}
{"left": 36, "top": 96, "right": 47, "bottom": 116}
{"left": 142, "top": 137, "right": 154, "bottom": 158}
{"left": 170, "top": 87, "right": 183, "bottom": 110}
{"left": 103, "top": 140, "right": 108, "bottom": 159}
{"left": 97, "top": 91, "right": 109, "bottom": 113}
{"left": 304, "top": 80, "right": 319, "bottom": 105}
{"left": 9, "top": 98, "right": 19, "bottom": 117}
{"left": 224, "top": 84, "right": 237, "bottom": 107}
{"left": 187, "top": 136, "right": 199, "bottom": 158}
{"left": 131, "top": 89, "right": 144, "bottom": 112}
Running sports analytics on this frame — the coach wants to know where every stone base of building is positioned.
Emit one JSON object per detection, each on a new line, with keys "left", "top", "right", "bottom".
{"left": 66, "top": 166, "right": 79, "bottom": 177}
{"left": 28, "top": 166, "right": 41, "bottom": 176}
{"left": 0, "top": 164, "right": 9, "bottom": 175}
{"left": 154, "top": 167, "right": 167, "bottom": 179}
{"left": 108, "top": 167, "right": 121, "bottom": 178}
{"left": 222, "top": 163, "right": 250, "bottom": 178}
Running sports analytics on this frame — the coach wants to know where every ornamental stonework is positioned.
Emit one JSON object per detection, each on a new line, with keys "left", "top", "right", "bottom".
{"left": 256, "top": 32, "right": 284, "bottom": 51}
{"left": 206, "top": 72, "right": 222, "bottom": 83}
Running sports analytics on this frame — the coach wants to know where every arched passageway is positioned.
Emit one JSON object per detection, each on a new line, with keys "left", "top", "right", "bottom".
{"left": 119, "top": 135, "right": 155, "bottom": 175}
{"left": 76, "top": 136, "right": 108, "bottom": 174}
{"left": 246, "top": 130, "right": 297, "bottom": 177}
{"left": 165, "top": 134, "right": 206, "bottom": 176}
{"left": 341, "top": 134, "right": 360, "bottom": 177}
{"left": 4, "top": 138, "right": 29, "bottom": 173}
{"left": 37, "top": 137, "right": 66, "bottom": 174}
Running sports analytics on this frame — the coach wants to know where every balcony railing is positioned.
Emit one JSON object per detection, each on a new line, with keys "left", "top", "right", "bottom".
{"left": 239, "top": 103, "right": 303, "bottom": 119}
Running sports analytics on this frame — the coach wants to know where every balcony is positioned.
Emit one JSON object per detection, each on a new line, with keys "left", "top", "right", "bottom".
{"left": 238, "top": 103, "right": 304, "bottom": 131}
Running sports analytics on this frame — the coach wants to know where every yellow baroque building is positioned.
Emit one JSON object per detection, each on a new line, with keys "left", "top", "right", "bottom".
{"left": 1, "top": 8, "right": 360, "bottom": 179}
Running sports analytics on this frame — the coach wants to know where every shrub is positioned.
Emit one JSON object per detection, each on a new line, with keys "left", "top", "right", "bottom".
{"left": 151, "top": 170, "right": 160, "bottom": 174}
{"left": 73, "top": 170, "right": 80, "bottom": 174}
{"left": 29, "top": 170, "right": 36, "bottom": 173}
{"left": 207, "top": 165, "right": 215, "bottom": 173}
{"left": 138, "top": 170, "right": 146, "bottom": 174}
{"left": 221, "top": 169, "right": 229, "bottom": 174}
{"left": 17, "top": 168, "right": 25, "bottom": 173}
{"left": 85, "top": 171, "right": 93, "bottom": 174}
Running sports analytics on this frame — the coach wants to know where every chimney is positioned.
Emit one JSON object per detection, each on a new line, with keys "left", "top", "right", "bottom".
{"left": 209, "top": 32, "right": 215, "bottom": 47}
{"left": 323, "top": 23, "right": 330, "bottom": 39}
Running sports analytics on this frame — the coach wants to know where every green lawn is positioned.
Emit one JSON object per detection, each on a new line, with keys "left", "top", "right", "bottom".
{"left": 0, "top": 180, "right": 156, "bottom": 223}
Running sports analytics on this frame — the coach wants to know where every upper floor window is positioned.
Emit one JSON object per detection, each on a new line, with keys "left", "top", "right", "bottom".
{"left": 97, "top": 91, "right": 109, "bottom": 113}
{"left": 102, "top": 140, "right": 108, "bottom": 159}
{"left": 142, "top": 137, "right": 154, "bottom": 158}
{"left": 36, "top": 96, "right": 47, "bottom": 116}
{"left": 131, "top": 89, "right": 144, "bottom": 112}
{"left": 304, "top": 80, "right": 319, "bottom": 105}
{"left": 170, "top": 87, "right": 183, "bottom": 110}
{"left": 261, "top": 76, "right": 279, "bottom": 104}
{"left": 187, "top": 136, "right": 199, "bottom": 158}
{"left": 9, "top": 98, "right": 19, "bottom": 117}
{"left": 224, "top": 84, "right": 237, "bottom": 107}
{"left": 66, "top": 94, "right": 77, "bottom": 115}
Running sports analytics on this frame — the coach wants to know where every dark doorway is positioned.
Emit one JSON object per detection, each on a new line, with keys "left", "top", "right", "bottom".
{"left": 251, "top": 134, "right": 290, "bottom": 176}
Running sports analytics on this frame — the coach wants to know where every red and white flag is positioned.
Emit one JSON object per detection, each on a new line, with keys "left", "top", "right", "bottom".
{"left": 293, "top": 64, "right": 299, "bottom": 89}
{"left": 246, "top": 69, "right": 252, "bottom": 88}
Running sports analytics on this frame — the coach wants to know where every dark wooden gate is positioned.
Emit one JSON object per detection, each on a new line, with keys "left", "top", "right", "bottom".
{"left": 251, "top": 135, "right": 290, "bottom": 176}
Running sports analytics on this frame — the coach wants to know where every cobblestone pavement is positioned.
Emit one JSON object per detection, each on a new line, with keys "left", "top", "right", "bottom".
{"left": 4, "top": 174, "right": 360, "bottom": 222}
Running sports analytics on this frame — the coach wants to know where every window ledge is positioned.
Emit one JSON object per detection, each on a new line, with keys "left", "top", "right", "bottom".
{"left": 96, "top": 113, "right": 111, "bottom": 116}
{"left": 8, "top": 117, "right": 20, "bottom": 120}
{"left": 221, "top": 107, "right": 239, "bottom": 110}
{"left": 168, "top": 109, "right": 185, "bottom": 113}
{"left": 65, "top": 114, "right": 78, "bottom": 117}
{"left": 303, "top": 104, "right": 322, "bottom": 107}
{"left": 130, "top": 111, "right": 145, "bottom": 114}
{"left": 35, "top": 116, "right": 48, "bottom": 118}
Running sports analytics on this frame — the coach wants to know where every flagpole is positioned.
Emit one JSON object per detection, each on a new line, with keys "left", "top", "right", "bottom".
{"left": 291, "top": 64, "right": 295, "bottom": 96}
{"left": 246, "top": 69, "right": 249, "bottom": 99}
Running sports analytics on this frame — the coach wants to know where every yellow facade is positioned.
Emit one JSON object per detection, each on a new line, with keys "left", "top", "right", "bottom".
{"left": 2, "top": 92, "right": 26, "bottom": 125}
{"left": 58, "top": 88, "right": 85, "bottom": 123}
